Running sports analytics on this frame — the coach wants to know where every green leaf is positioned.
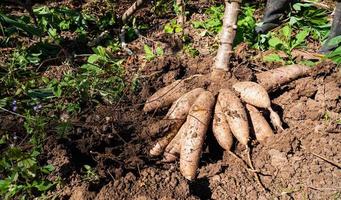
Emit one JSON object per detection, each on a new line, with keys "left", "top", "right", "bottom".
{"left": 268, "top": 37, "right": 284, "bottom": 48}
{"left": 326, "top": 35, "right": 341, "bottom": 46}
{"left": 27, "top": 88, "right": 55, "bottom": 99}
{"left": 88, "top": 54, "right": 101, "bottom": 64}
{"left": 84, "top": 164, "right": 91, "bottom": 171}
{"left": 41, "top": 164, "right": 55, "bottom": 174}
{"left": 53, "top": 85, "right": 62, "bottom": 97}
{"left": 32, "top": 180, "right": 54, "bottom": 191}
{"left": 144, "top": 44, "right": 155, "bottom": 61}
{"left": 0, "top": 13, "right": 43, "bottom": 36}
{"left": 48, "top": 28, "right": 58, "bottom": 38}
{"left": 293, "top": 3, "right": 313, "bottom": 11}
{"left": 263, "top": 53, "right": 285, "bottom": 63}
{"left": 282, "top": 25, "right": 292, "bottom": 40}
{"left": 18, "top": 158, "right": 36, "bottom": 169}
{"left": 327, "top": 46, "right": 341, "bottom": 57}
{"left": 0, "top": 98, "right": 8, "bottom": 108}
{"left": 164, "top": 23, "right": 174, "bottom": 34}
{"left": 0, "top": 179, "right": 10, "bottom": 192}
{"left": 81, "top": 64, "right": 104, "bottom": 74}
{"left": 289, "top": 16, "right": 300, "bottom": 26}
{"left": 156, "top": 46, "right": 164, "bottom": 56}
{"left": 0, "top": 135, "right": 6, "bottom": 145}
{"left": 192, "top": 21, "right": 204, "bottom": 29}
{"left": 292, "top": 29, "right": 310, "bottom": 48}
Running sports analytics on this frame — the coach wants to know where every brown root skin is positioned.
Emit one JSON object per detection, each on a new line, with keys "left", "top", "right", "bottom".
{"left": 232, "top": 81, "right": 271, "bottom": 108}
{"left": 256, "top": 64, "right": 310, "bottom": 92}
{"left": 143, "top": 75, "right": 205, "bottom": 112}
{"left": 233, "top": 81, "right": 283, "bottom": 131}
{"left": 269, "top": 107, "right": 284, "bottom": 131}
{"left": 162, "top": 123, "right": 186, "bottom": 162}
{"left": 218, "top": 89, "right": 249, "bottom": 146}
{"left": 165, "top": 88, "right": 205, "bottom": 119}
{"left": 213, "top": 1, "right": 240, "bottom": 71}
{"left": 143, "top": 79, "right": 184, "bottom": 112}
{"left": 246, "top": 104, "right": 274, "bottom": 144}
{"left": 180, "top": 91, "right": 215, "bottom": 180}
{"left": 149, "top": 122, "right": 183, "bottom": 156}
{"left": 150, "top": 88, "right": 205, "bottom": 156}
{"left": 213, "top": 101, "right": 233, "bottom": 151}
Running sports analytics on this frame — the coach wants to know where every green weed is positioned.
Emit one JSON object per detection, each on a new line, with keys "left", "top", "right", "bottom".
{"left": 257, "top": 2, "right": 330, "bottom": 64}
{"left": 192, "top": 5, "right": 224, "bottom": 36}
{"left": 0, "top": 113, "right": 56, "bottom": 199}
{"left": 144, "top": 44, "right": 164, "bottom": 61}
{"left": 0, "top": 4, "right": 127, "bottom": 199}
{"left": 83, "top": 165, "right": 100, "bottom": 183}
{"left": 326, "top": 36, "right": 341, "bottom": 64}
{"left": 164, "top": 19, "right": 183, "bottom": 34}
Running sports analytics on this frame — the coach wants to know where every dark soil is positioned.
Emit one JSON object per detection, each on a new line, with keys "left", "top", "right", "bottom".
{"left": 45, "top": 54, "right": 341, "bottom": 200}
{"left": 1, "top": 1, "right": 340, "bottom": 200}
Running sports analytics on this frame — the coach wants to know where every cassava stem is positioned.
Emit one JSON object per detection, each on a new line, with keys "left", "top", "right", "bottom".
{"left": 213, "top": 0, "right": 240, "bottom": 71}
{"left": 120, "top": 0, "right": 147, "bottom": 54}
{"left": 176, "top": 0, "right": 186, "bottom": 26}
{"left": 122, "top": 0, "right": 146, "bottom": 24}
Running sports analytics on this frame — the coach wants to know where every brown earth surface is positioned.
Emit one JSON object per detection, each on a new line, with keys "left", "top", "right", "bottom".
{"left": 1, "top": 0, "right": 340, "bottom": 199}
{"left": 41, "top": 1, "right": 341, "bottom": 199}
{"left": 44, "top": 57, "right": 341, "bottom": 199}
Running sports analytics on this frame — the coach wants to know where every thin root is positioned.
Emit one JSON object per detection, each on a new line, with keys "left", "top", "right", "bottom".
{"left": 246, "top": 147, "right": 269, "bottom": 193}
{"left": 310, "top": 151, "right": 341, "bottom": 169}
{"left": 227, "top": 151, "right": 259, "bottom": 173}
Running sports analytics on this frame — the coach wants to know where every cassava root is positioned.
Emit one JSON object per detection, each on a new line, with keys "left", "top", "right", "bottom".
{"left": 144, "top": 0, "right": 311, "bottom": 183}
{"left": 180, "top": 91, "right": 215, "bottom": 180}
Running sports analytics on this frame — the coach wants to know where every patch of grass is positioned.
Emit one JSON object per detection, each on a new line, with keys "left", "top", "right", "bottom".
{"left": 144, "top": 44, "right": 164, "bottom": 61}
{"left": 255, "top": 2, "right": 330, "bottom": 65}
{"left": 326, "top": 36, "right": 341, "bottom": 65}
{"left": 0, "top": 3, "right": 128, "bottom": 199}
{"left": 192, "top": 5, "right": 224, "bottom": 36}
{"left": 0, "top": 112, "right": 57, "bottom": 200}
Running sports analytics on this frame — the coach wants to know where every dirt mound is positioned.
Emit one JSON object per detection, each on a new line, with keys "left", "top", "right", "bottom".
{"left": 34, "top": 2, "right": 340, "bottom": 199}
{"left": 46, "top": 60, "right": 340, "bottom": 200}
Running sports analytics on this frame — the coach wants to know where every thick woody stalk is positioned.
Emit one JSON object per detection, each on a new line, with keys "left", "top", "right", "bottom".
{"left": 120, "top": 0, "right": 146, "bottom": 54}
{"left": 122, "top": 0, "right": 146, "bottom": 23}
{"left": 213, "top": 1, "right": 240, "bottom": 71}
{"left": 176, "top": 0, "right": 186, "bottom": 26}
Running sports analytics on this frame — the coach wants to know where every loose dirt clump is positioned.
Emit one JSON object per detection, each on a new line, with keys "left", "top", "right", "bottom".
{"left": 68, "top": 62, "right": 339, "bottom": 200}
{"left": 7, "top": 1, "right": 339, "bottom": 199}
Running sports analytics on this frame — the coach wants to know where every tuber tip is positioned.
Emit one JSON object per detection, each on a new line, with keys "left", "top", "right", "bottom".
{"left": 269, "top": 107, "right": 284, "bottom": 131}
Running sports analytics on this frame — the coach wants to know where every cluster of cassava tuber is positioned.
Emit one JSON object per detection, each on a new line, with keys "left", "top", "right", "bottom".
{"left": 144, "top": 0, "right": 311, "bottom": 181}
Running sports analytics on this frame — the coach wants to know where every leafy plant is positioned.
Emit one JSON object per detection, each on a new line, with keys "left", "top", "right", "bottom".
{"left": 0, "top": 13, "right": 43, "bottom": 36}
{"left": 261, "top": 25, "right": 310, "bottom": 63}
{"left": 144, "top": 44, "right": 164, "bottom": 61}
{"left": 326, "top": 36, "right": 341, "bottom": 64}
{"left": 289, "top": 2, "right": 330, "bottom": 40}
{"left": 151, "top": 0, "right": 173, "bottom": 16}
{"left": 0, "top": 112, "right": 56, "bottom": 199}
{"left": 268, "top": 25, "right": 310, "bottom": 53}
{"left": 83, "top": 165, "right": 99, "bottom": 183}
{"left": 183, "top": 43, "right": 199, "bottom": 57}
{"left": 164, "top": 19, "right": 183, "bottom": 34}
{"left": 235, "top": 5, "right": 256, "bottom": 45}
{"left": 0, "top": 3, "right": 131, "bottom": 199}
{"left": 34, "top": 6, "right": 94, "bottom": 33}
{"left": 254, "top": 2, "right": 330, "bottom": 64}
{"left": 192, "top": 5, "right": 224, "bottom": 36}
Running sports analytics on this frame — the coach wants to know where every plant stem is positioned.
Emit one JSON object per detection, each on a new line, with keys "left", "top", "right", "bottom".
{"left": 122, "top": 0, "right": 146, "bottom": 24}
{"left": 213, "top": 1, "right": 240, "bottom": 71}
{"left": 176, "top": 0, "right": 185, "bottom": 25}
